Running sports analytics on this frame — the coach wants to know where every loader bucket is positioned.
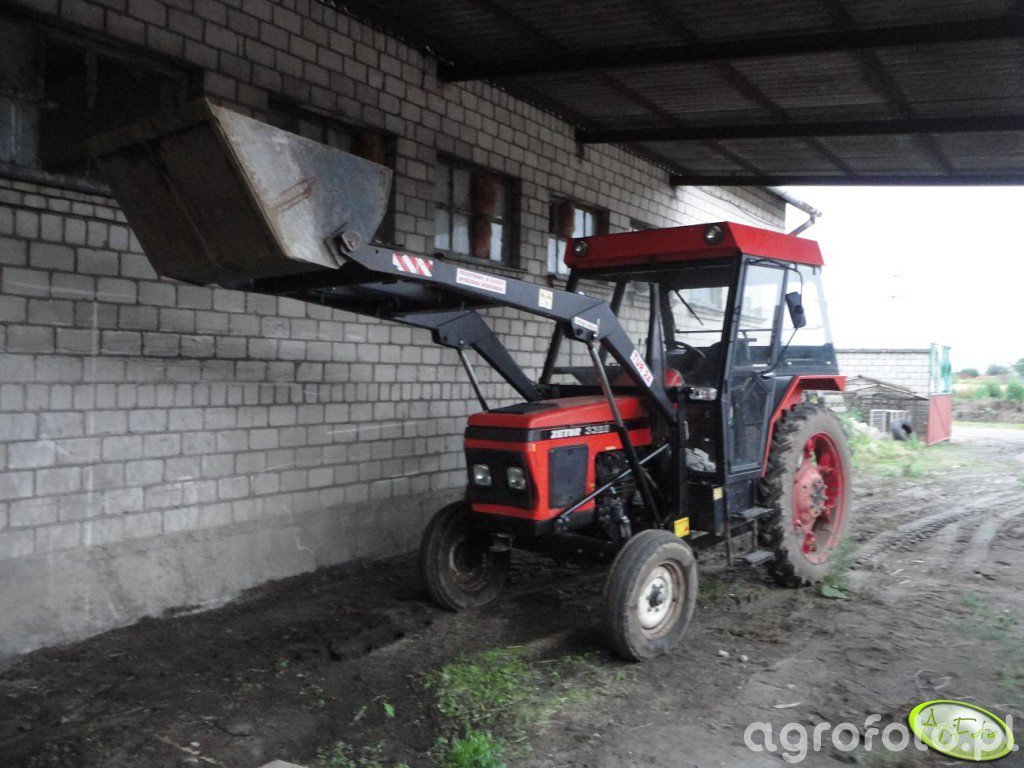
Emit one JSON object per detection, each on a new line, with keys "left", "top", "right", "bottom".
{"left": 88, "top": 99, "right": 392, "bottom": 285}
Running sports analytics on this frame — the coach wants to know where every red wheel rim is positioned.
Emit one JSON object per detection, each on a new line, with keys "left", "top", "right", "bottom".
{"left": 791, "top": 431, "right": 846, "bottom": 565}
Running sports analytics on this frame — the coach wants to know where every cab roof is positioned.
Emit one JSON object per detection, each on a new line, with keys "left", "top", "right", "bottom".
{"left": 565, "top": 222, "right": 824, "bottom": 272}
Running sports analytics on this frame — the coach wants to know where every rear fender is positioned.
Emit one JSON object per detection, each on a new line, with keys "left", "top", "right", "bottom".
{"left": 761, "top": 375, "right": 846, "bottom": 473}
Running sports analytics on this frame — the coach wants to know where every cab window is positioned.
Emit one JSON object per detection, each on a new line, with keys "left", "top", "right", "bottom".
{"left": 733, "top": 264, "right": 785, "bottom": 368}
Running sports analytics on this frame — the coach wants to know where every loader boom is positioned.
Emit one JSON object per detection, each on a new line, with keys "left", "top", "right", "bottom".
{"left": 89, "top": 99, "right": 676, "bottom": 419}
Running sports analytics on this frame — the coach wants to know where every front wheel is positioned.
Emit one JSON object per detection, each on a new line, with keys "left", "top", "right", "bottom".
{"left": 759, "top": 403, "right": 852, "bottom": 586}
{"left": 603, "top": 530, "right": 698, "bottom": 661}
{"left": 419, "top": 501, "right": 510, "bottom": 610}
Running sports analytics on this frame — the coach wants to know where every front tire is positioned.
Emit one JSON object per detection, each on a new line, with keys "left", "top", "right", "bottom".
{"left": 759, "top": 403, "right": 852, "bottom": 586}
{"left": 419, "top": 501, "right": 510, "bottom": 610}
{"left": 603, "top": 530, "right": 698, "bottom": 661}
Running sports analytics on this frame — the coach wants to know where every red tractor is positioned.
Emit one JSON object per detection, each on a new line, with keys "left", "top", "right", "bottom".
{"left": 92, "top": 101, "right": 851, "bottom": 661}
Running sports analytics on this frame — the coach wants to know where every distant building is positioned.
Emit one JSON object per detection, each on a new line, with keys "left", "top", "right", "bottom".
{"left": 836, "top": 345, "right": 952, "bottom": 445}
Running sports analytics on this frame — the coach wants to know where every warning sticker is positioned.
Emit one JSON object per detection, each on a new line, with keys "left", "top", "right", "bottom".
{"left": 673, "top": 517, "right": 690, "bottom": 537}
{"left": 630, "top": 349, "right": 655, "bottom": 386}
{"left": 573, "top": 316, "right": 599, "bottom": 334}
{"left": 538, "top": 288, "right": 553, "bottom": 310}
{"left": 456, "top": 268, "right": 506, "bottom": 295}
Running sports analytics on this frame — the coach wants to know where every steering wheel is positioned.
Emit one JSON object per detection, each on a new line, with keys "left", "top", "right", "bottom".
{"left": 668, "top": 340, "right": 709, "bottom": 377}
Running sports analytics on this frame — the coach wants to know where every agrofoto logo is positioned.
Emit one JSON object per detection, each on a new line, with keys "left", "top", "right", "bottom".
{"left": 744, "top": 699, "right": 1017, "bottom": 764}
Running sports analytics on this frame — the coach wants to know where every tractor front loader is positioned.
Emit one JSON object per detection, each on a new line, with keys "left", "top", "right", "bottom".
{"left": 90, "top": 100, "right": 851, "bottom": 660}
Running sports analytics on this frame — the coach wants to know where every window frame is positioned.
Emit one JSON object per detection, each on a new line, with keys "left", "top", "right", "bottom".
{"left": 433, "top": 155, "right": 518, "bottom": 266}
{"left": 0, "top": 11, "right": 197, "bottom": 190}
{"left": 547, "top": 199, "right": 609, "bottom": 277}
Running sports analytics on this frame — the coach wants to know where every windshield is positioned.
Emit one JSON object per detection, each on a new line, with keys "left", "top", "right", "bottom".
{"left": 665, "top": 264, "right": 733, "bottom": 349}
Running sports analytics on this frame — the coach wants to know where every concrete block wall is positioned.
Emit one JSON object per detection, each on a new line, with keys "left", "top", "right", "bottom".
{"left": 836, "top": 349, "right": 932, "bottom": 397}
{"left": 0, "top": 0, "right": 784, "bottom": 656}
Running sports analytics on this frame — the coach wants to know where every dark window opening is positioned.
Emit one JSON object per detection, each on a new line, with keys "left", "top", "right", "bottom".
{"left": 547, "top": 200, "right": 608, "bottom": 276}
{"left": 434, "top": 158, "right": 516, "bottom": 265}
{"left": 0, "top": 14, "right": 193, "bottom": 184}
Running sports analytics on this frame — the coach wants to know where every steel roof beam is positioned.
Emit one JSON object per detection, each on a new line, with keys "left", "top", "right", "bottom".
{"left": 440, "top": 16, "right": 1024, "bottom": 81}
{"left": 580, "top": 114, "right": 1024, "bottom": 143}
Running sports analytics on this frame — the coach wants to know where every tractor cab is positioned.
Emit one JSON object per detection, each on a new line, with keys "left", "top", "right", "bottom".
{"left": 543, "top": 222, "right": 840, "bottom": 484}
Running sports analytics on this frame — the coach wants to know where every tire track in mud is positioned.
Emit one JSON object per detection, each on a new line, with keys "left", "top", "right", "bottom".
{"left": 963, "top": 506, "right": 1024, "bottom": 569}
{"left": 857, "top": 491, "right": 1019, "bottom": 566}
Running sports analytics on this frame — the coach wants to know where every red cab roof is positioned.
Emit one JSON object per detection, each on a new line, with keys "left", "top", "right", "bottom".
{"left": 565, "top": 221, "right": 824, "bottom": 271}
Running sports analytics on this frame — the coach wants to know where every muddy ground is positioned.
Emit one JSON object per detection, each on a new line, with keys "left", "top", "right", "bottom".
{"left": 3, "top": 425, "right": 1024, "bottom": 768}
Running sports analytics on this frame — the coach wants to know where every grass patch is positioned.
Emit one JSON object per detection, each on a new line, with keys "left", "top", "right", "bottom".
{"left": 424, "top": 647, "right": 603, "bottom": 767}
{"left": 955, "top": 420, "right": 1024, "bottom": 430}
{"left": 955, "top": 592, "right": 1019, "bottom": 647}
{"left": 848, "top": 432, "right": 960, "bottom": 479}
{"left": 312, "top": 740, "right": 408, "bottom": 768}
{"left": 438, "top": 730, "right": 505, "bottom": 768}
{"left": 820, "top": 539, "right": 858, "bottom": 599}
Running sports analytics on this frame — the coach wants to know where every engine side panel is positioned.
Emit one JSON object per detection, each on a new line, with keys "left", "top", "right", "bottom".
{"left": 464, "top": 396, "right": 651, "bottom": 531}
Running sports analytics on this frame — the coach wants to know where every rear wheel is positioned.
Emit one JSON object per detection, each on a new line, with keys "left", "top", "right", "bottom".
{"left": 603, "top": 530, "right": 698, "bottom": 661}
{"left": 419, "top": 501, "right": 510, "bottom": 610}
{"left": 759, "top": 403, "right": 852, "bottom": 586}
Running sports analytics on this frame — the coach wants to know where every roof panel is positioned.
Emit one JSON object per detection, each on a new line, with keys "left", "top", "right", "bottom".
{"left": 841, "top": 0, "right": 1015, "bottom": 28}
{"left": 652, "top": 0, "right": 835, "bottom": 40}
{"left": 345, "top": 0, "right": 1024, "bottom": 184}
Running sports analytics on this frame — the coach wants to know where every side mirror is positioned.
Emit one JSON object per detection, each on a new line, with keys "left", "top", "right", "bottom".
{"left": 785, "top": 291, "right": 807, "bottom": 329}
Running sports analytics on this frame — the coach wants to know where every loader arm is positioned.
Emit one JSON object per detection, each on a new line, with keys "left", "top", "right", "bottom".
{"left": 88, "top": 99, "right": 675, "bottom": 420}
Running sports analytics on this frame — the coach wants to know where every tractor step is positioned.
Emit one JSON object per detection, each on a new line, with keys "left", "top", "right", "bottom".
{"left": 742, "top": 549, "right": 775, "bottom": 566}
{"left": 730, "top": 506, "right": 774, "bottom": 522}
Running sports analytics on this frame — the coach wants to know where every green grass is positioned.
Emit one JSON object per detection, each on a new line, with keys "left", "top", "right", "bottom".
{"left": 846, "top": 426, "right": 965, "bottom": 479}
{"left": 955, "top": 592, "right": 1019, "bottom": 647}
{"left": 955, "top": 420, "right": 1024, "bottom": 430}
{"left": 439, "top": 731, "right": 506, "bottom": 768}
{"left": 424, "top": 647, "right": 603, "bottom": 766}
{"left": 820, "top": 539, "right": 858, "bottom": 599}
{"left": 312, "top": 740, "right": 408, "bottom": 768}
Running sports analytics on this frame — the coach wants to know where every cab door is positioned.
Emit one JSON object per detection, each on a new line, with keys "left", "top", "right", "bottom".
{"left": 724, "top": 261, "right": 786, "bottom": 475}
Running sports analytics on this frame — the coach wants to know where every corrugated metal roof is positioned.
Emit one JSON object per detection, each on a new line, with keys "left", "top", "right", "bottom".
{"left": 338, "top": 0, "right": 1024, "bottom": 184}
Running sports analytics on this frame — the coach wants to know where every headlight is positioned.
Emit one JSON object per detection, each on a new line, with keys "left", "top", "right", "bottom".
{"left": 472, "top": 464, "right": 492, "bottom": 486}
{"left": 507, "top": 466, "right": 527, "bottom": 491}
{"left": 687, "top": 387, "right": 718, "bottom": 401}
{"left": 703, "top": 224, "right": 724, "bottom": 245}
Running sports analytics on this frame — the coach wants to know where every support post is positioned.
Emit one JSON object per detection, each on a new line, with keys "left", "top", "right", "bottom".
{"left": 458, "top": 347, "right": 489, "bottom": 412}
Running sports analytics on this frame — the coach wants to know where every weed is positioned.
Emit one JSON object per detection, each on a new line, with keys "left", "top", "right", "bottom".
{"left": 849, "top": 433, "right": 957, "bottom": 479}
{"left": 820, "top": 538, "right": 858, "bottom": 598}
{"left": 438, "top": 730, "right": 506, "bottom": 768}
{"left": 425, "top": 648, "right": 536, "bottom": 734}
{"left": 312, "top": 740, "right": 407, "bottom": 768}
{"left": 424, "top": 645, "right": 604, "bottom": 759}
{"left": 956, "top": 592, "right": 1019, "bottom": 646}
{"left": 983, "top": 380, "right": 1004, "bottom": 399}
{"left": 698, "top": 573, "right": 734, "bottom": 603}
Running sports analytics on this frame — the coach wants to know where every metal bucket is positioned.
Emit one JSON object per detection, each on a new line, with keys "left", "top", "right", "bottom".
{"left": 88, "top": 99, "right": 393, "bottom": 285}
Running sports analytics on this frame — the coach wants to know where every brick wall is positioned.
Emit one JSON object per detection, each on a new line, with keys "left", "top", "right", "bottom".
{"left": 0, "top": 0, "right": 783, "bottom": 656}
{"left": 836, "top": 349, "right": 932, "bottom": 397}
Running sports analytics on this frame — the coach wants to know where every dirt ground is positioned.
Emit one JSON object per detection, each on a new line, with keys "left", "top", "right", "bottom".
{"left": 3, "top": 424, "right": 1024, "bottom": 768}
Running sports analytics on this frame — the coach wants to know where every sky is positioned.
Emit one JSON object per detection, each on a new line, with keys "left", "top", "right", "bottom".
{"left": 781, "top": 186, "right": 1024, "bottom": 371}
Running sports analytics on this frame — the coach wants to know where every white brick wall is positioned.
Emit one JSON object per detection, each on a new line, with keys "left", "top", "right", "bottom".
{"left": 836, "top": 349, "right": 932, "bottom": 397}
{"left": 0, "top": 0, "right": 784, "bottom": 654}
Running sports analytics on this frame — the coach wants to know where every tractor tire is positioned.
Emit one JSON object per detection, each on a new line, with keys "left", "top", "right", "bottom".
{"left": 602, "top": 530, "right": 698, "bottom": 661}
{"left": 759, "top": 403, "right": 852, "bottom": 586}
{"left": 419, "top": 501, "right": 510, "bottom": 611}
